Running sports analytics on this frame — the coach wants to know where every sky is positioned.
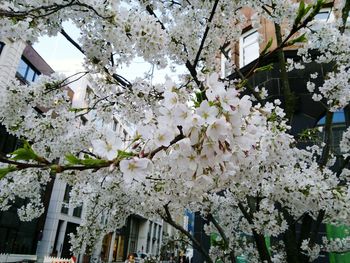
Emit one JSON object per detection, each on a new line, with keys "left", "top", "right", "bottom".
{"left": 33, "top": 22, "right": 185, "bottom": 86}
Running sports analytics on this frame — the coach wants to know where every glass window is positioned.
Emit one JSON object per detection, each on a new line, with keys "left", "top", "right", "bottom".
{"left": 317, "top": 110, "right": 346, "bottom": 154}
{"left": 73, "top": 205, "right": 83, "bottom": 218}
{"left": 243, "top": 42, "right": 260, "bottom": 64}
{"left": 61, "top": 184, "right": 72, "bottom": 214}
{"left": 26, "top": 67, "right": 36, "bottom": 82}
{"left": 317, "top": 111, "right": 346, "bottom": 125}
{"left": 16, "top": 57, "right": 40, "bottom": 83}
{"left": 17, "top": 59, "right": 28, "bottom": 78}
{"left": 243, "top": 31, "right": 258, "bottom": 44}
{"left": 315, "top": 11, "right": 330, "bottom": 21}
{"left": 240, "top": 29, "right": 260, "bottom": 67}
{"left": 314, "top": 8, "right": 333, "bottom": 22}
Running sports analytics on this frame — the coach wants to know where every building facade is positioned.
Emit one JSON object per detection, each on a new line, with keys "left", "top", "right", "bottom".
{"left": 0, "top": 39, "right": 55, "bottom": 257}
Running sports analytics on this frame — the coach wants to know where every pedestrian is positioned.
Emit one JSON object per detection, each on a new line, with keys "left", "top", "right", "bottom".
{"left": 125, "top": 254, "right": 135, "bottom": 263}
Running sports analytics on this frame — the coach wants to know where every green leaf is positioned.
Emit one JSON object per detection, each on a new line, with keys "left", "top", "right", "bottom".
{"left": 253, "top": 63, "right": 274, "bottom": 73}
{"left": 237, "top": 79, "right": 248, "bottom": 89}
{"left": 0, "top": 166, "right": 16, "bottom": 180}
{"left": 66, "top": 154, "right": 108, "bottom": 166}
{"left": 260, "top": 38, "right": 273, "bottom": 56}
{"left": 65, "top": 154, "right": 82, "bottom": 165}
{"left": 304, "top": 5, "right": 313, "bottom": 17}
{"left": 154, "top": 182, "right": 165, "bottom": 192}
{"left": 193, "top": 91, "right": 205, "bottom": 107}
{"left": 309, "top": 0, "right": 325, "bottom": 19}
{"left": 298, "top": 127, "right": 321, "bottom": 142}
{"left": 294, "top": 0, "right": 306, "bottom": 27}
{"left": 285, "top": 33, "right": 307, "bottom": 46}
{"left": 11, "top": 141, "right": 38, "bottom": 161}
{"left": 117, "top": 150, "right": 134, "bottom": 159}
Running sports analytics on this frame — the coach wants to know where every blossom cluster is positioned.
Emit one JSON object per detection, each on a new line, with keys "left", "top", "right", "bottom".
{"left": 0, "top": 0, "right": 350, "bottom": 262}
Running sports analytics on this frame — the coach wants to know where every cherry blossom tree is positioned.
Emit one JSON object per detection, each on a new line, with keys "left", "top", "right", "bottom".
{"left": 0, "top": 0, "right": 350, "bottom": 262}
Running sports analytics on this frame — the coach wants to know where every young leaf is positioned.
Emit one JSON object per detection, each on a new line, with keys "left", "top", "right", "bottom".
{"left": 253, "top": 63, "right": 274, "bottom": 73}
{"left": 285, "top": 33, "right": 307, "bottom": 46}
{"left": 12, "top": 148, "right": 36, "bottom": 161}
{"left": 237, "top": 79, "right": 248, "bottom": 89}
{"left": 117, "top": 150, "right": 134, "bottom": 159}
{"left": 0, "top": 166, "right": 17, "bottom": 180}
{"left": 65, "top": 154, "right": 82, "bottom": 165}
{"left": 308, "top": 0, "right": 325, "bottom": 20}
{"left": 260, "top": 38, "right": 273, "bottom": 56}
{"left": 293, "top": 1, "right": 306, "bottom": 28}
{"left": 11, "top": 141, "right": 39, "bottom": 161}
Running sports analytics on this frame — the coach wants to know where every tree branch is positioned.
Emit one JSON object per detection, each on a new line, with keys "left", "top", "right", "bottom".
{"left": 274, "top": 22, "right": 295, "bottom": 121}
{"left": 238, "top": 202, "right": 272, "bottom": 263}
{"left": 161, "top": 204, "right": 214, "bottom": 263}
{"left": 60, "top": 29, "right": 132, "bottom": 88}
{"left": 193, "top": 0, "right": 220, "bottom": 68}
{"left": 208, "top": 213, "right": 236, "bottom": 263}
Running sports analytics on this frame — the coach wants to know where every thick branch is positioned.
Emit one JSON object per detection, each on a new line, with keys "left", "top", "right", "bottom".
{"left": 161, "top": 204, "right": 213, "bottom": 263}
{"left": 208, "top": 214, "right": 236, "bottom": 263}
{"left": 185, "top": 60, "right": 202, "bottom": 89}
{"left": 309, "top": 209, "right": 325, "bottom": 246}
{"left": 238, "top": 202, "right": 272, "bottom": 263}
{"left": 0, "top": 156, "right": 113, "bottom": 173}
{"left": 146, "top": 132, "right": 185, "bottom": 159}
{"left": 274, "top": 23, "right": 295, "bottom": 121}
{"left": 193, "top": 0, "right": 220, "bottom": 68}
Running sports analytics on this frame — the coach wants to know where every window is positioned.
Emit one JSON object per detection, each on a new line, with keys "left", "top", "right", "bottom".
{"left": 73, "top": 205, "right": 83, "bottom": 218}
{"left": 17, "top": 57, "right": 40, "bottom": 83}
{"left": 240, "top": 29, "right": 259, "bottom": 67}
{"left": 220, "top": 49, "right": 232, "bottom": 78}
{"left": 317, "top": 110, "right": 347, "bottom": 154}
{"left": 61, "top": 184, "right": 72, "bottom": 214}
{"left": 314, "top": 8, "right": 334, "bottom": 22}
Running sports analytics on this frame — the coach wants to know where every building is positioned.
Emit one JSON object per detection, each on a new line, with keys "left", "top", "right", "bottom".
{"left": 192, "top": 2, "right": 350, "bottom": 263}
{"left": 0, "top": 39, "right": 55, "bottom": 257}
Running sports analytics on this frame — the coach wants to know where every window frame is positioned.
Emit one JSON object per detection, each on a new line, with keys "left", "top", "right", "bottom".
{"left": 16, "top": 57, "right": 41, "bottom": 83}
{"left": 239, "top": 29, "right": 260, "bottom": 67}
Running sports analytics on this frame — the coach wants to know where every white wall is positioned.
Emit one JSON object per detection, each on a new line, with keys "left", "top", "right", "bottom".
{"left": 36, "top": 178, "right": 83, "bottom": 261}
{"left": 0, "top": 39, "right": 26, "bottom": 86}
